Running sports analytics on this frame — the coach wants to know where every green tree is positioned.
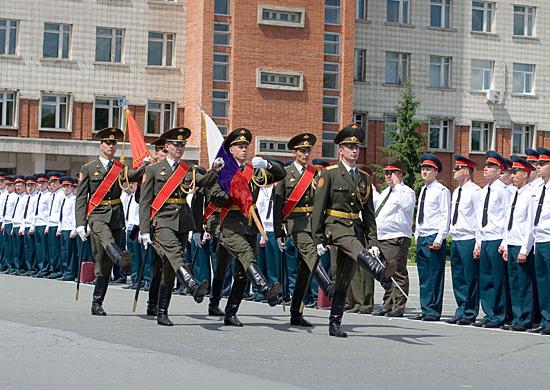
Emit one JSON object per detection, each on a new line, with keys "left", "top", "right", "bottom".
{"left": 384, "top": 80, "right": 425, "bottom": 192}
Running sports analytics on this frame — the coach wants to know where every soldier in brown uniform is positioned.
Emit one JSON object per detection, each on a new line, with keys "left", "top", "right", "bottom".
{"left": 75, "top": 127, "right": 146, "bottom": 316}
{"left": 311, "top": 124, "right": 397, "bottom": 337}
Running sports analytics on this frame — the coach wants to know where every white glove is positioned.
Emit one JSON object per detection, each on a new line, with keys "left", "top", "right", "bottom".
{"left": 70, "top": 229, "right": 77, "bottom": 239}
{"left": 252, "top": 157, "right": 268, "bottom": 169}
{"left": 202, "top": 231, "right": 211, "bottom": 243}
{"left": 277, "top": 237, "right": 285, "bottom": 252}
{"left": 192, "top": 232, "right": 202, "bottom": 247}
{"left": 368, "top": 246, "right": 381, "bottom": 258}
{"left": 317, "top": 244, "right": 327, "bottom": 257}
{"left": 76, "top": 226, "right": 87, "bottom": 241}
{"left": 212, "top": 157, "right": 225, "bottom": 171}
{"left": 142, "top": 157, "right": 152, "bottom": 165}
{"left": 141, "top": 233, "right": 153, "bottom": 250}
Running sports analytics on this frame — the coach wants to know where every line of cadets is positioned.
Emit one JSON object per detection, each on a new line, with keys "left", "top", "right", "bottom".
{"left": 1, "top": 124, "right": 549, "bottom": 338}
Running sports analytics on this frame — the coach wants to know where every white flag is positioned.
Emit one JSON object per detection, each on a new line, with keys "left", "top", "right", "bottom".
{"left": 201, "top": 109, "right": 225, "bottom": 166}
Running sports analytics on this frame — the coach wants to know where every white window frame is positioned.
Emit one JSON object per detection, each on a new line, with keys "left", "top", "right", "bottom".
{"left": 513, "top": 5, "right": 535, "bottom": 37}
{"left": 258, "top": 5, "right": 305, "bottom": 28}
{"left": 471, "top": 1, "right": 494, "bottom": 33}
{"left": 384, "top": 114, "right": 399, "bottom": 148}
{"left": 512, "top": 124, "right": 535, "bottom": 155}
{"left": 385, "top": 51, "right": 409, "bottom": 85}
{"left": 257, "top": 69, "right": 303, "bottom": 91}
{"left": 256, "top": 137, "right": 292, "bottom": 156}
{"left": 354, "top": 48, "right": 367, "bottom": 82}
{"left": 324, "top": 32, "right": 340, "bottom": 56}
{"left": 212, "top": 89, "right": 229, "bottom": 118}
{"left": 470, "top": 59, "right": 494, "bottom": 91}
{"left": 470, "top": 121, "right": 494, "bottom": 153}
{"left": 215, "top": 0, "right": 230, "bottom": 16}
{"left": 387, "top": 0, "right": 409, "bottom": 24}
{"left": 93, "top": 97, "right": 122, "bottom": 132}
{"left": 0, "top": 91, "right": 17, "bottom": 128}
{"left": 0, "top": 19, "right": 18, "bottom": 56}
{"left": 214, "top": 22, "right": 231, "bottom": 46}
{"left": 324, "top": 62, "right": 340, "bottom": 90}
{"left": 323, "top": 96, "right": 339, "bottom": 124}
{"left": 43, "top": 23, "right": 71, "bottom": 59}
{"left": 95, "top": 27, "right": 124, "bottom": 63}
{"left": 213, "top": 53, "right": 229, "bottom": 81}
{"left": 145, "top": 101, "right": 175, "bottom": 135}
{"left": 356, "top": 0, "right": 368, "bottom": 20}
{"left": 325, "top": 0, "right": 341, "bottom": 25}
{"left": 322, "top": 131, "right": 337, "bottom": 159}
{"left": 147, "top": 31, "right": 175, "bottom": 67}
{"left": 428, "top": 117, "right": 453, "bottom": 151}
{"left": 430, "top": 55, "right": 451, "bottom": 88}
{"left": 430, "top": 0, "right": 451, "bottom": 29}
{"left": 39, "top": 93, "right": 71, "bottom": 131}
{"left": 512, "top": 63, "right": 535, "bottom": 95}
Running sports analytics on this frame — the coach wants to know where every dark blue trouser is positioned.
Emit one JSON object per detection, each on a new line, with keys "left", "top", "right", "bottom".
{"left": 47, "top": 226, "right": 61, "bottom": 275}
{"left": 192, "top": 239, "right": 212, "bottom": 288}
{"left": 283, "top": 236, "right": 297, "bottom": 299}
{"left": 2, "top": 223, "right": 13, "bottom": 271}
{"left": 24, "top": 227, "right": 36, "bottom": 273}
{"left": 12, "top": 227, "right": 25, "bottom": 273}
{"left": 35, "top": 225, "right": 49, "bottom": 275}
{"left": 450, "top": 239, "right": 479, "bottom": 321}
{"left": 479, "top": 239, "right": 507, "bottom": 324}
{"left": 534, "top": 242, "right": 550, "bottom": 330}
{"left": 126, "top": 229, "right": 145, "bottom": 284}
{"left": 61, "top": 230, "right": 78, "bottom": 279}
{"left": 416, "top": 234, "right": 446, "bottom": 318}
{"left": 507, "top": 245, "right": 535, "bottom": 328}
{"left": 0, "top": 226, "right": 4, "bottom": 270}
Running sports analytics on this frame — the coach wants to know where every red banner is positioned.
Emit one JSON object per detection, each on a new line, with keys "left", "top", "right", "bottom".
{"left": 126, "top": 109, "right": 153, "bottom": 169}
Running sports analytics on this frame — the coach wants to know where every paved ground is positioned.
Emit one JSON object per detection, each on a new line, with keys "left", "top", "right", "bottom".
{"left": 1, "top": 267, "right": 549, "bottom": 390}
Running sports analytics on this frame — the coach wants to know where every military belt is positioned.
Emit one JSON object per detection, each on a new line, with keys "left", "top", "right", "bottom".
{"left": 228, "top": 204, "right": 257, "bottom": 211}
{"left": 291, "top": 206, "right": 314, "bottom": 213}
{"left": 326, "top": 209, "right": 360, "bottom": 220}
{"left": 165, "top": 198, "right": 187, "bottom": 205}
{"left": 98, "top": 199, "right": 122, "bottom": 206}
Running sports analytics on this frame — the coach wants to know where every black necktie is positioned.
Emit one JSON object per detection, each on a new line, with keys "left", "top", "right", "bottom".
{"left": 12, "top": 197, "right": 20, "bottom": 218}
{"left": 172, "top": 161, "right": 178, "bottom": 172}
{"left": 126, "top": 193, "right": 133, "bottom": 221}
{"left": 240, "top": 164, "right": 245, "bottom": 171}
{"left": 534, "top": 186, "right": 546, "bottom": 226}
{"left": 49, "top": 194, "right": 55, "bottom": 216}
{"left": 266, "top": 190, "right": 274, "bottom": 219}
{"left": 106, "top": 160, "right": 113, "bottom": 171}
{"left": 35, "top": 192, "right": 42, "bottom": 216}
{"left": 418, "top": 187, "right": 427, "bottom": 225}
{"left": 507, "top": 190, "right": 519, "bottom": 231}
{"left": 375, "top": 187, "right": 393, "bottom": 218}
{"left": 482, "top": 187, "right": 491, "bottom": 227}
{"left": 59, "top": 198, "right": 66, "bottom": 222}
{"left": 350, "top": 169, "right": 355, "bottom": 181}
{"left": 2, "top": 195, "right": 8, "bottom": 217}
{"left": 23, "top": 196, "right": 31, "bottom": 219}
{"left": 451, "top": 187, "right": 462, "bottom": 226}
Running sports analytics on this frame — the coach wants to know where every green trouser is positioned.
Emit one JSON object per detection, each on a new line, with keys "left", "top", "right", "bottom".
{"left": 291, "top": 231, "right": 319, "bottom": 313}
{"left": 151, "top": 226, "right": 188, "bottom": 286}
{"left": 89, "top": 220, "right": 124, "bottom": 278}
{"left": 349, "top": 267, "right": 374, "bottom": 310}
{"left": 378, "top": 237, "right": 411, "bottom": 311}
{"left": 221, "top": 229, "right": 257, "bottom": 270}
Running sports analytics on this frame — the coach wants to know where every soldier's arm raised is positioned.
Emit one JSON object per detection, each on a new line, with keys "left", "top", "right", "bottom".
{"left": 265, "top": 160, "right": 286, "bottom": 184}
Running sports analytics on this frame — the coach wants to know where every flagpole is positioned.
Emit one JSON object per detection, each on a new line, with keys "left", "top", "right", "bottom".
{"left": 250, "top": 206, "right": 268, "bottom": 242}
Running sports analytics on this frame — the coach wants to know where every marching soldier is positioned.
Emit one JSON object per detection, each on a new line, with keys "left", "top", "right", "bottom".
{"left": 75, "top": 127, "right": 145, "bottom": 316}
{"left": 210, "top": 127, "right": 286, "bottom": 327}
{"left": 273, "top": 133, "right": 336, "bottom": 327}
{"left": 139, "top": 127, "right": 223, "bottom": 326}
{"left": 311, "top": 124, "right": 396, "bottom": 338}
{"left": 525, "top": 149, "right": 544, "bottom": 189}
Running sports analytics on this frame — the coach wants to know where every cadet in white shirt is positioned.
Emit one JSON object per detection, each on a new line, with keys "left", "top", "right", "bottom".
{"left": 446, "top": 156, "right": 481, "bottom": 326}
{"left": 22, "top": 176, "right": 38, "bottom": 275}
{"left": 59, "top": 177, "right": 78, "bottom": 281}
{"left": 0, "top": 174, "right": 10, "bottom": 272}
{"left": 473, "top": 151, "right": 513, "bottom": 328}
{"left": 11, "top": 176, "right": 27, "bottom": 275}
{"left": 33, "top": 174, "right": 52, "bottom": 277}
{"left": 373, "top": 158, "right": 415, "bottom": 318}
{"left": 412, "top": 154, "right": 451, "bottom": 321}
{"left": 46, "top": 173, "right": 64, "bottom": 279}
{"left": 501, "top": 156, "right": 537, "bottom": 332}
{"left": 525, "top": 149, "right": 544, "bottom": 190}
{"left": 1, "top": 176, "right": 18, "bottom": 274}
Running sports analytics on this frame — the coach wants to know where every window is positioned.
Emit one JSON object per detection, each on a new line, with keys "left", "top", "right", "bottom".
{"left": 429, "top": 118, "right": 452, "bottom": 150}
{"left": 356, "top": 0, "right": 368, "bottom": 20}
{"left": 324, "top": 63, "right": 339, "bottom": 90}
{"left": 354, "top": 49, "right": 366, "bottom": 82}
{"left": 513, "top": 63, "right": 535, "bottom": 94}
{"left": 147, "top": 32, "right": 174, "bottom": 66}
{"left": 0, "top": 92, "right": 16, "bottom": 128}
{"left": 472, "top": 1, "right": 494, "bottom": 33}
{"left": 94, "top": 98, "right": 121, "bottom": 131}
{"left": 257, "top": 70, "right": 303, "bottom": 91}
{"left": 324, "top": 33, "right": 340, "bottom": 55}
{"left": 387, "top": 0, "right": 409, "bottom": 24}
{"left": 431, "top": 0, "right": 451, "bottom": 28}
{"left": 323, "top": 96, "right": 339, "bottom": 123}
{"left": 95, "top": 27, "right": 124, "bottom": 63}
{"left": 40, "top": 94, "right": 70, "bottom": 130}
{"left": 322, "top": 131, "right": 337, "bottom": 159}
{"left": 385, "top": 52, "right": 409, "bottom": 85}
{"left": 430, "top": 55, "right": 451, "bottom": 88}
{"left": 514, "top": 6, "right": 535, "bottom": 37}
{"left": 0, "top": 19, "right": 17, "bottom": 55}
{"left": 43, "top": 23, "right": 71, "bottom": 59}
{"left": 146, "top": 101, "right": 174, "bottom": 134}
{"left": 212, "top": 90, "right": 229, "bottom": 118}
{"left": 354, "top": 112, "right": 368, "bottom": 145}
{"left": 512, "top": 124, "right": 534, "bottom": 154}
{"left": 471, "top": 59, "right": 493, "bottom": 91}
{"left": 213, "top": 53, "right": 229, "bottom": 81}
{"left": 259, "top": 6, "right": 305, "bottom": 27}
{"left": 325, "top": 0, "right": 341, "bottom": 25}
{"left": 215, "top": 0, "right": 230, "bottom": 15}
{"left": 470, "top": 121, "right": 493, "bottom": 152}
{"left": 217, "top": 125, "right": 228, "bottom": 136}
{"left": 214, "top": 22, "right": 230, "bottom": 46}
{"left": 384, "top": 114, "right": 398, "bottom": 148}
{"left": 258, "top": 139, "right": 291, "bottom": 155}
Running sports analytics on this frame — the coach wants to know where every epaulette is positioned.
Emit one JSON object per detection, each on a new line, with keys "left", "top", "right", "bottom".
{"left": 83, "top": 159, "right": 97, "bottom": 167}
{"left": 325, "top": 164, "right": 338, "bottom": 171}
{"left": 358, "top": 169, "right": 369, "bottom": 176}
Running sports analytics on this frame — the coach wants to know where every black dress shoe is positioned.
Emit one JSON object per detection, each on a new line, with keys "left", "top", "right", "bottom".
{"left": 304, "top": 301, "right": 317, "bottom": 309}
{"left": 422, "top": 316, "right": 440, "bottom": 322}
{"left": 527, "top": 326, "right": 543, "bottom": 333}
{"left": 146, "top": 306, "right": 157, "bottom": 316}
{"left": 328, "top": 323, "right": 347, "bottom": 338}
{"left": 457, "top": 318, "right": 472, "bottom": 326}
{"left": 157, "top": 314, "right": 173, "bottom": 326}
{"left": 511, "top": 325, "right": 526, "bottom": 332}
{"left": 290, "top": 314, "right": 313, "bottom": 327}
{"left": 409, "top": 314, "right": 424, "bottom": 320}
{"left": 482, "top": 322, "right": 501, "bottom": 328}
{"left": 541, "top": 328, "right": 550, "bottom": 335}
{"left": 373, "top": 308, "right": 391, "bottom": 316}
{"left": 224, "top": 315, "right": 244, "bottom": 327}
{"left": 91, "top": 304, "right": 107, "bottom": 316}
{"left": 208, "top": 304, "right": 225, "bottom": 316}
{"left": 445, "top": 317, "right": 460, "bottom": 324}
{"left": 386, "top": 310, "right": 404, "bottom": 318}
{"left": 500, "top": 324, "right": 511, "bottom": 330}
{"left": 472, "top": 320, "right": 486, "bottom": 327}
{"left": 358, "top": 306, "right": 372, "bottom": 314}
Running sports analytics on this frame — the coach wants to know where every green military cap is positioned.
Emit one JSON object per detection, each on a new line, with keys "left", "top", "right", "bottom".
{"left": 334, "top": 123, "right": 365, "bottom": 145}
{"left": 151, "top": 136, "right": 166, "bottom": 151}
{"left": 161, "top": 127, "right": 191, "bottom": 145}
{"left": 95, "top": 127, "right": 124, "bottom": 142}
{"left": 224, "top": 127, "right": 252, "bottom": 150}
{"left": 380, "top": 157, "right": 406, "bottom": 172}
{"left": 287, "top": 133, "right": 316, "bottom": 150}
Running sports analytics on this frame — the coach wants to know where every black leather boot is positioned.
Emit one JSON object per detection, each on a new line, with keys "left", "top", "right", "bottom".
{"left": 224, "top": 277, "right": 247, "bottom": 327}
{"left": 357, "top": 250, "right": 396, "bottom": 290}
{"left": 208, "top": 278, "right": 226, "bottom": 316}
{"left": 147, "top": 277, "right": 160, "bottom": 316}
{"left": 91, "top": 276, "right": 108, "bottom": 316}
{"left": 291, "top": 311, "right": 313, "bottom": 327}
{"left": 329, "top": 289, "right": 347, "bottom": 338}
{"left": 313, "top": 265, "right": 335, "bottom": 299}
{"left": 105, "top": 243, "right": 132, "bottom": 275}
{"left": 246, "top": 263, "right": 281, "bottom": 307}
{"left": 176, "top": 265, "right": 208, "bottom": 303}
{"left": 156, "top": 283, "right": 173, "bottom": 326}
